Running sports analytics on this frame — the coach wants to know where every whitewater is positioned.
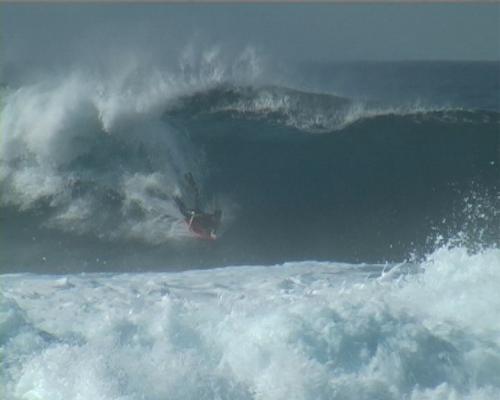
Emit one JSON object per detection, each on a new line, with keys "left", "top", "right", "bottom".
{"left": 2, "top": 247, "right": 500, "bottom": 400}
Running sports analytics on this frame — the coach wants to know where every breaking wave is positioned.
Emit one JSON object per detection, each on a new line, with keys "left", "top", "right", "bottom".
{"left": 1, "top": 53, "right": 499, "bottom": 270}
{"left": 2, "top": 246, "right": 500, "bottom": 399}
{"left": 165, "top": 84, "right": 500, "bottom": 133}
{"left": 0, "top": 47, "right": 264, "bottom": 245}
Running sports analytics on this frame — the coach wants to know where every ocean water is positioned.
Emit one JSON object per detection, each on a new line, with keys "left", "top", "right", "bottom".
{"left": 1, "top": 58, "right": 498, "bottom": 271}
{"left": 2, "top": 248, "right": 500, "bottom": 399}
{"left": 1, "top": 43, "right": 499, "bottom": 399}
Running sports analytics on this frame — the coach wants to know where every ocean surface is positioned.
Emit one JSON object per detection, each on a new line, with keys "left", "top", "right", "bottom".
{"left": 1, "top": 55, "right": 499, "bottom": 399}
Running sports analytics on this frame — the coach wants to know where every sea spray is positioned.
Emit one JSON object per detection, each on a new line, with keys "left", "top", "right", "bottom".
{"left": 0, "top": 46, "right": 264, "bottom": 246}
{"left": 2, "top": 246, "right": 500, "bottom": 399}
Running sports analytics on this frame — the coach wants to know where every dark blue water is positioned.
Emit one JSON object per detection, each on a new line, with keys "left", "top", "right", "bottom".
{"left": 1, "top": 62, "right": 499, "bottom": 272}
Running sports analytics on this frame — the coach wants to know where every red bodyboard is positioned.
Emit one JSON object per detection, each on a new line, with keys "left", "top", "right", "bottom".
{"left": 185, "top": 220, "right": 216, "bottom": 240}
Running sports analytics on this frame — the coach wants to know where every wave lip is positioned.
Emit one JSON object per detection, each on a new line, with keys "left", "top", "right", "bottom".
{"left": 165, "top": 84, "right": 355, "bottom": 133}
{"left": 165, "top": 83, "right": 500, "bottom": 134}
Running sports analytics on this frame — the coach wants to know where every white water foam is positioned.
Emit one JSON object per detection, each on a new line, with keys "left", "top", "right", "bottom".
{"left": 0, "top": 45, "right": 263, "bottom": 243}
{"left": 2, "top": 246, "right": 499, "bottom": 400}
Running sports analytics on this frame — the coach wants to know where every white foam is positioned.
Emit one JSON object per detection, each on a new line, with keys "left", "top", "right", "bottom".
{"left": 2, "top": 247, "right": 499, "bottom": 399}
{"left": 1, "top": 45, "right": 261, "bottom": 243}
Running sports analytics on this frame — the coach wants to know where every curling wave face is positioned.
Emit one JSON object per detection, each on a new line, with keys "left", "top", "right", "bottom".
{"left": 1, "top": 56, "right": 499, "bottom": 271}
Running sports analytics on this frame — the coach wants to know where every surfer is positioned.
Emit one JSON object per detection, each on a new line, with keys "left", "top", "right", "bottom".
{"left": 174, "top": 173, "right": 222, "bottom": 240}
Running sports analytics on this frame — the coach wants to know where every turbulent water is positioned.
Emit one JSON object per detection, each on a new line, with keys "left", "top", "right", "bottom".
{"left": 1, "top": 50, "right": 500, "bottom": 399}
{"left": 2, "top": 248, "right": 500, "bottom": 399}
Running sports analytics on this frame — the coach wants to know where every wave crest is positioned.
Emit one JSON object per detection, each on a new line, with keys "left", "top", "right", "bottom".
{"left": 165, "top": 84, "right": 500, "bottom": 133}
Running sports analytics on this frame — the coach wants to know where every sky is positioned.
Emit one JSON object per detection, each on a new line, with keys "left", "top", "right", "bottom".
{"left": 2, "top": 2, "right": 500, "bottom": 77}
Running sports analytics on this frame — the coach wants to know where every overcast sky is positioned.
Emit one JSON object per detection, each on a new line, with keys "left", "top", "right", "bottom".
{"left": 2, "top": 2, "right": 500, "bottom": 73}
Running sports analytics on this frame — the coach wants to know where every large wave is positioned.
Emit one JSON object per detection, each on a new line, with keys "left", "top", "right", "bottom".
{"left": 1, "top": 51, "right": 499, "bottom": 271}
